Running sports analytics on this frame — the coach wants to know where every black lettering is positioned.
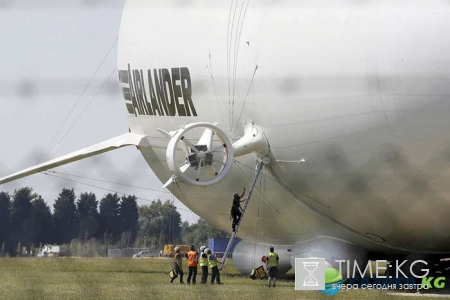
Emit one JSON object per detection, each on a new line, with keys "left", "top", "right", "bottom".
{"left": 125, "top": 103, "right": 134, "bottom": 114}
{"left": 140, "top": 70, "right": 154, "bottom": 115}
{"left": 154, "top": 69, "right": 169, "bottom": 115}
{"left": 121, "top": 87, "right": 131, "bottom": 101}
{"left": 127, "top": 64, "right": 139, "bottom": 116}
{"left": 118, "top": 70, "right": 129, "bottom": 84}
{"left": 148, "top": 70, "right": 162, "bottom": 116}
{"left": 162, "top": 69, "right": 176, "bottom": 116}
{"left": 133, "top": 70, "right": 150, "bottom": 115}
{"left": 180, "top": 67, "right": 197, "bottom": 116}
{"left": 171, "top": 68, "right": 186, "bottom": 116}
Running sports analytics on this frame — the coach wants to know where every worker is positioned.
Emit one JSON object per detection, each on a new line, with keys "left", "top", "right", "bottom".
{"left": 230, "top": 187, "right": 246, "bottom": 231}
{"left": 199, "top": 246, "right": 208, "bottom": 284}
{"left": 171, "top": 247, "right": 184, "bottom": 284}
{"left": 266, "top": 246, "right": 279, "bottom": 287}
{"left": 208, "top": 249, "right": 223, "bottom": 284}
{"left": 187, "top": 245, "right": 198, "bottom": 285}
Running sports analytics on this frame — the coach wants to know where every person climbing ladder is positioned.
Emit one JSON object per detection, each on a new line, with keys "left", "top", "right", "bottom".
{"left": 230, "top": 187, "right": 246, "bottom": 232}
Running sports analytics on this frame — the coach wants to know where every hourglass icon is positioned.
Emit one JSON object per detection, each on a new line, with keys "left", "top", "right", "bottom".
{"left": 302, "top": 261, "right": 319, "bottom": 286}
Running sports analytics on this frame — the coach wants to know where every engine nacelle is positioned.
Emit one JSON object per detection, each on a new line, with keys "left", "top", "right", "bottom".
{"left": 290, "top": 237, "right": 368, "bottom": 278}
{"left": 232, "top": 240, "right": 292, "bottom": 275}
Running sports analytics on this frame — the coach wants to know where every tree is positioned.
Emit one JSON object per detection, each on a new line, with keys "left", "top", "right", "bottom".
{"left": 53, "top": 188, "right": 78, "bottom": 244}
{"left": 77, "top": 192, "right": 99, "bottom": 240}
{"left": 31, "top": 195, "right": 53, "bottom": 245}
{"left": 0, "top": 192, "right": 11, "bottom": 253}
{"left": 138, "top": 200, "right": 182, "bottom": 249}
{"left": 99, "top": 193, "right": 121, "bottom": 241}
{"left": 120, "top": 195, "right": 139, "bottom": 242}
{"left": 11, "top": 188, "right": 34, "bottom": 252}
{"left": 181, "top": 218, "right": 229, "bottom": 246}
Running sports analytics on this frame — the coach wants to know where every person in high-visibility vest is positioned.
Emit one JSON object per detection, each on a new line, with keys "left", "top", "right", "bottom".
{"left": 266, "top": 246, "right": 279, "bottom": 287}
{"left": 187, "top": 245, "right": 198, "bottom": 285}
{"left": 207, "top": 249, "right": 223, "bottom": 284}
{"left": 199, "top": 246, "right": 208, "bottom": 284}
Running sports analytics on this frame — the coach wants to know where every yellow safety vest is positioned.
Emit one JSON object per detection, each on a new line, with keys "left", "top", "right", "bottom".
{"left": 208, "top": 255, "right": 218, "bottom": 268}
{"left": 200, "top": 255, "right": 208, "bottom": 267}
{"left": 268, "top": 252, "right": 278, "bottom": 267}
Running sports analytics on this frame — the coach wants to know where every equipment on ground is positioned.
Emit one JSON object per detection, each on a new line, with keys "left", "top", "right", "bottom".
{"left": 250, "top": 265, "right": 267, "bottom": 280}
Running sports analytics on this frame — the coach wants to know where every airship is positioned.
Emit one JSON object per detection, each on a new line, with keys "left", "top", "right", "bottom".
{"left": 2, "top": 0, "right": 450, "bottom": 277}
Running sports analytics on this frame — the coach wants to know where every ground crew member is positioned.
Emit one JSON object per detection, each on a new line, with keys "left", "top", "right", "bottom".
{"left": 208, "top": 250, "right": 223, "bottom": 284}
{"left": 199, "top": 246, "right": 208, "bottom": 284}
{"left": 266, "top": 246, "right": 279, "bottom": 287}
{"left": 230, "top": 187, "right": 246, "bottom": 232}
{"left": 170, "top": 247, "right": 184, "bottom": 284}
{"left": 187, "top": 245, "right": 198, "bottom": 285}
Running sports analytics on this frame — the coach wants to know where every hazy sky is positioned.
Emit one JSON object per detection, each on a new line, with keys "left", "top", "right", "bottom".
{"left": 0, "top": 1, "right": 199, "bottom": 223}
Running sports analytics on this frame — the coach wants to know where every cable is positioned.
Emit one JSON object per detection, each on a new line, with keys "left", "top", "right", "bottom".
{"left": 53, "top": 68, "right": 117, "bottom": 150}
{"left": 174, "top": 181, "right": 200, "bottom": 224}
{"left": 46, "top": 170, "right": 171, "bottom": 194}
{"left": 41, "top": 172, "right": 195, "bottom": 213}
{"left": 233, "top": 65, "right": 258, "bottom": 136}
{"left": 49, "top": 38, "right": 118, "bottom": 147}
{"left": 38, "top": 37, "right": 118, "bottom": 164}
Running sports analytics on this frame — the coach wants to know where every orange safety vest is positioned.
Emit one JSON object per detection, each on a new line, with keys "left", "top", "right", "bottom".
{"left": 188, "top": 251, "right": 198, "bottom": 267}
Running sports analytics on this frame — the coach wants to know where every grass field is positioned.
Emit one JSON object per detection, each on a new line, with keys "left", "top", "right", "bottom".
{"left": 0, "top": 257, "right": 446, "bottom": 300}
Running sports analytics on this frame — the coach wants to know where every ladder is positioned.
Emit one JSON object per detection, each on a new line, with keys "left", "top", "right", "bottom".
{"left": 218, "top": 158, "right": 265, "bottom": 270}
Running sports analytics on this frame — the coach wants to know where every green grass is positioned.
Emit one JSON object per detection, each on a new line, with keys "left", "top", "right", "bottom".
{"left": 0, "top": 257, "right": 445, "bottom": 300}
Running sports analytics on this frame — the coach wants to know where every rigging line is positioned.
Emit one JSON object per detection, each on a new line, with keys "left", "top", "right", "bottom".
{"left": 46, "top": 170, "right": 171, "bottom": 194}
{"left": 41, "top": 172, "right": 195, "bottom": 213}
{"left": 226, "top": 0, "right": 235, "bottom": 131}
{"left": 252, "top": 165, "right": 263, "bottom": 267}
{"left": 232, "top": 64, "right": 258, "bottom": 136}
{"left": 207, "top": 53, "right": 227, "bottom": 131}
{"left": 234, "top": 0, "right": 251, "bottom": 116}
{"left": 228, "top": 0, "right": 239, "bottom": 131}
{"left": 233, "top": 161, "right": 280, "bottom": 214}
{"left": 51, "top": 67, "right": 117, "bottom": 153}
{"left": 40, "top": 37, "right": 118, "bottom": 164}
{"left": 232, "top": 0, "right": 249, "bottom": 112}
{"left": 235, "top": 159, "right": 332, "bottom": 210}
{"left": 231, "top": 0, "right": 247, "bottom": 132}
{"left": 234, "top": 159, "right": 276, "bottom": 181}
{"left": 174, "top": 181, "right": 200, "bottom": 223}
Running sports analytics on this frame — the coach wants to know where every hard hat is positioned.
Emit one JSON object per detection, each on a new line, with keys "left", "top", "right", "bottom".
{"left": 199, "top": 246, "right": 206, "bottom": 253}
{"left": 174, "top": 246, "right": 180, "bottom": 252}
{"left": 204, "top": 248, "right": 211, "bottom": 254}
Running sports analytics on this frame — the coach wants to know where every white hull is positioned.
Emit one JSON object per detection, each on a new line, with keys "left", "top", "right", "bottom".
{"left": 118, "top": 0, "right": 450, "bottom": 257}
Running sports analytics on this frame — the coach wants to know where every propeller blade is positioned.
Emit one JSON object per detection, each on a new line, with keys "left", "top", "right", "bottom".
{"left": 182, "top": 137, "right": 199, "bottom": 154}
{"left": 198, "top": 128, "right": 213, "bottom": 150}
{"left": 179, "top": 162, "right": 190, "bottom": 172}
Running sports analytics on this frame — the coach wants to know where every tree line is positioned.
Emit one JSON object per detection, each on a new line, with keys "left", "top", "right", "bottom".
{"left": 0, "top": 187, "right": 228, "bottom": 256}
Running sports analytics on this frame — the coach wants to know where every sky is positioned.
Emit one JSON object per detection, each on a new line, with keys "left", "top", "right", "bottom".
{"left": 0, "top": 0, "right": 199, "bottom": 223}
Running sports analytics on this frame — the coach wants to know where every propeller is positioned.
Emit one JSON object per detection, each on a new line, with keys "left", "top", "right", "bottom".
{"left": 163, "top": 122, "right": 234, "bottom": 187}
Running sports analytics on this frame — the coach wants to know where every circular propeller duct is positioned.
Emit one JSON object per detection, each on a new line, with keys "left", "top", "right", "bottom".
{"left": 166, "top": 122, "right": 234, "bottom": 187}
